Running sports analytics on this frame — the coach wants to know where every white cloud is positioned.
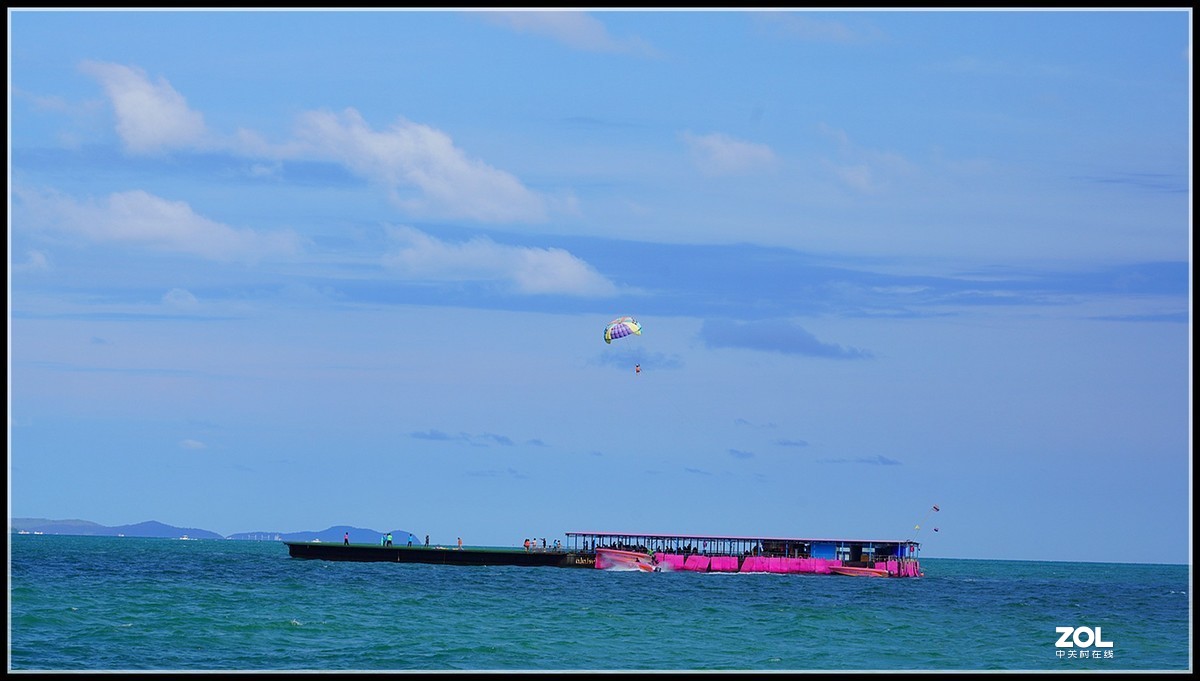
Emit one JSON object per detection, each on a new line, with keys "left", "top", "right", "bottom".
{"left": 13, "top": 250, "right": 51, "bottom": 272}
{"left": 179, "top": 439, "right": 207, "bottom": 450}
{"left": 290, "top": 108, "right": 548, "bottom": 224}
{"left": 830, "top": 162, "right": 875, "bottom": 193}
{"left": 382, "top": 225, "right": 618, "bottom": 296}
{"left": 79, "top": 61, "right": 209, "bottom": 154}
{"left": 682, "top": 132, "right": 776, "bottom": 176}
{"left": 817, "top": 123, "right": 917, "bottom": 194}
{"left": 163, "top": 288, "right": 199, "bottom": 307}
{"left": 79, "top": 62, "right": 549, "bottom": 225}
{"left": 15, "top": 186, "right": 305, "bottom": 263}
{"left": 248, "top": 162, "right": 283, "bottom": 180}
{"left": 754, "top": 12, "right": 883, "bottom": 44}
{"left": 481, "top": 11, "right": 655, "bottom": 55}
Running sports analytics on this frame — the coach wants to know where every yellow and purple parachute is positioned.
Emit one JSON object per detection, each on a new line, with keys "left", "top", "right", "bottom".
{"left": 604, "top": 316, "right": 642, "bottom": 344}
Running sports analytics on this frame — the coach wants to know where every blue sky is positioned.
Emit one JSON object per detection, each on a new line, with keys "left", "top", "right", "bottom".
{"left": 7, "top": 9, "right": 1191, "bottom": 564}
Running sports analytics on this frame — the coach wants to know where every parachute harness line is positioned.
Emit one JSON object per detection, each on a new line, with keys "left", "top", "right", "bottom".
{"left": 909, "top": 504, "right": 941, "bottom": 542}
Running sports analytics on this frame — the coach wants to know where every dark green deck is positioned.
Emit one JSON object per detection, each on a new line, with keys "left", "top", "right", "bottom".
{"left": 284, "top": 541, "right": 596, "bottom": 568}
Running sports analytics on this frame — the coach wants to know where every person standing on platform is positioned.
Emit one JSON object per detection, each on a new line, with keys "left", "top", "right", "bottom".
{"left": 343, "top": 532, "right": 349, "bottom": 545}
{"left": 457, "top": 537, "right": 463, "bottom": 550}
{"left": 385, "top": 532, "right": 393, "bottom": 547}
{"left": 425, "top": 534, "right": 430, "bottom": 546}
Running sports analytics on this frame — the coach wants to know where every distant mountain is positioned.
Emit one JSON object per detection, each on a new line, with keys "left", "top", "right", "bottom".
{"left": 11, "top": 517, "right": 419, "bottom": 543}
{"left": 11, "top": 517, "right": 223, "bottom": 539}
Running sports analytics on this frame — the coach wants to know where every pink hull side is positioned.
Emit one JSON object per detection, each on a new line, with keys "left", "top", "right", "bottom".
{"left": 598, "top": 550, "right": 921, "bottom": 577}
{"left": 595, "top": 548, "right": 657, "bottom": 571}
{"left": 830, "top": 566, "right": 890, "bottom": 577}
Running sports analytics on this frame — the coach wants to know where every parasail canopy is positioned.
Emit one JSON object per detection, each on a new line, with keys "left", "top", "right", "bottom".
{"left": 604, "top": 316, "right": 642, "bottom": 344}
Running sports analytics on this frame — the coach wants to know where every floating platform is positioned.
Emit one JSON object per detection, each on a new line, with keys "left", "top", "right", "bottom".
{"left": 286, "top": 530, "right": 923, "bottom": 577}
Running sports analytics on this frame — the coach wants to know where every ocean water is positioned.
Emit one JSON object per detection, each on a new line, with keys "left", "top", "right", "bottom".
{"left": 8, "top": 535, "right": 1191, "bottom": 672}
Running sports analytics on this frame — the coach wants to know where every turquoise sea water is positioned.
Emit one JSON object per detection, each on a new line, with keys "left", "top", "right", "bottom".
{"left": 8, "top": 534, "right": 1192, "bottom": 672}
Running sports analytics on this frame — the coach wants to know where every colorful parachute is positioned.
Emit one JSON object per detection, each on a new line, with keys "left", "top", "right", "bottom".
{"left": 604, "top": 316, "right": 642, "bottom": 344}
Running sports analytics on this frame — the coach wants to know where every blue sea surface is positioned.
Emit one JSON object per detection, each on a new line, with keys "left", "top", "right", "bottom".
{"left": 7, "top": 535, "right": 1192, "bottom": 672}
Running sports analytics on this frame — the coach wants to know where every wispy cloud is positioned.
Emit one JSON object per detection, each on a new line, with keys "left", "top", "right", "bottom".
{"left": 817, "top": 123, "right": 916, "bottom": 194}
{"left": 409, "top": 429, "right": 541, "bottom": 448}
{"left": 478, "top": 433, "right": 515, "bottom": 447}
{"left": 818, "top": 454, "right": 902, "bottom": 465}
{"left": 411, "top": 429, "right": 457, "bottom": 442}
{"left": 1074, "top": 172, "right": 1188, "bottom": 194}
{"left": 699, "top": 318, "right": 872, "bottom": 359}
{"left": 728, "top": 448, "right": 755, "bottom": 459}
{"left": 735, "top": 418, "right": 777, "bottom": 429}
{"left": 466, "top": 467, "right": 529, "bottom": 479}
{"left": 753, "top": 12, "right": 884, "bottom": 44}
{"left": 13, "top": 250, "right": 51, "bottom": 273}
{"left": 179, "top": 439, "right": 207, "bottom": 450}
{"left": 682, "top": 131, "right": 776, "bottom": 176}
{"left": 15, "top": 186, "right": 306, "bottom": 263}
{"left": 382, "top": 225, "right": 618, "bottom": 296}
{"left": 481, "top": 11, "right": 656, "bottom": 55}
{"left": 593, "top": 349, "right": 684, "bottom": 372}
{"left": 163, "top": 288, "right": 199, "bottom": 308}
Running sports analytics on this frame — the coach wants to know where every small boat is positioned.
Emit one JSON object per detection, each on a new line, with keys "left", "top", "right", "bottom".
{"left": 595, "top": 547, "right": 660, "bottom": 572}
{"left": 829, "top": 565, "right": 890, "bottom": 578}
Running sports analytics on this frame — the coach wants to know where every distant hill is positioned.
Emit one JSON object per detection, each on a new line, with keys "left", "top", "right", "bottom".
{"left": 229, "top": 525, "right": 423, "bottom": 544}
{"left": 11, "top": 518, "right": 223, "bottom": 539}
{"left": 11, "top": 517, "right": 418, "bottom": 543}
